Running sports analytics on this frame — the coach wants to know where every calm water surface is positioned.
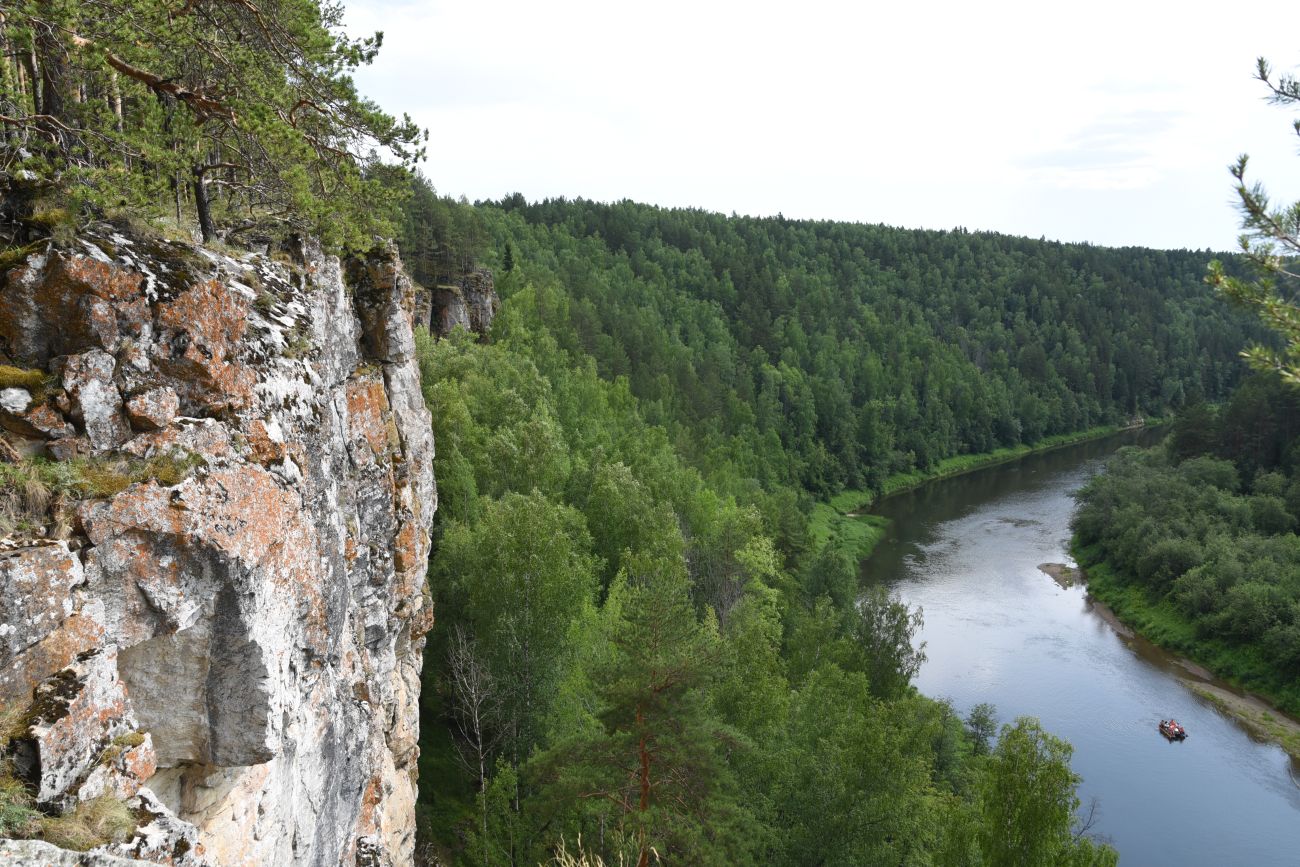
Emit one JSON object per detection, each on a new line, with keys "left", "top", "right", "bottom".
{"left": 863, "top": 432, "right": 1300, "bottom": 866}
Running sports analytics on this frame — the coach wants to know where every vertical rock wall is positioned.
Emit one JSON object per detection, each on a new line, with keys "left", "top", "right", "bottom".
{"left": 417, "top": 268, "right": 499, "bottom": 339}
{"left": 0, "top": 227, "right": 435, "bottom": 866}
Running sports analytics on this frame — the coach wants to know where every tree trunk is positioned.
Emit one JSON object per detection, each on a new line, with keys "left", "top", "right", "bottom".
{"left": 34, "top": 20, "right": 64, "bottom": 122}
{"left": 193, "top": 166, "right": 214, "bottom": 243}
{"left": 637, "top": 705, "right": 651, "bottom": 867}
{"left": 110, "top": 70, "right": 123, "bottom": 133}
{"left": 20, "top": 49, "right": 38, "bottom": 115}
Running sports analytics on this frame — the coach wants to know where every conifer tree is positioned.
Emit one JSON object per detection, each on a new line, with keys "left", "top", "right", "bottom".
{"left": 0, "top": 0, "right": 425, "bottom": 248}
{"left": 1208, "top": 57, "right": 1300, "bottom": 382}
{"left": 534, "top": 552, "right": 756, "bottom": 867}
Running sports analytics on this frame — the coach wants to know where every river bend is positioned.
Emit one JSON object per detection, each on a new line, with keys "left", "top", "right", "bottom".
{"left": 863, "top": 433, "right": 1300, "bottom": 866}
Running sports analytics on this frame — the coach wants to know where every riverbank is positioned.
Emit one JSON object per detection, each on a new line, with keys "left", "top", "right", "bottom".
{"left": 1067, "top": 549, "right": 1300, "bottom": 761}
{"left": 812, "top": 423, "right": 1154, "bottom": 560}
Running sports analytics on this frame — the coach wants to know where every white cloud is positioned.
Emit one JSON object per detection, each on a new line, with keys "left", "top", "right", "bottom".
{"left": 345, "top": 0, "right": 1300, "bottom": 249}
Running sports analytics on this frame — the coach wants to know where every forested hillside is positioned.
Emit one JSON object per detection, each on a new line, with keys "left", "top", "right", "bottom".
{"left": 477, "top": 198, "right": 1256, "bottom": 497}
{"left": 407, "top": 191, "right": 1265, "bottom": 865}
{"left": 1074, "top": 376, "right": 1300, "bottom": 715}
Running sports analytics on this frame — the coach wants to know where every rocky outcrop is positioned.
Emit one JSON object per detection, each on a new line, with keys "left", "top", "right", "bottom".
{"left": 0, "top": 227, "right": 436, "bottom": 866}
{"left": 419, "top": 268, "right": 498, "bottom": 338}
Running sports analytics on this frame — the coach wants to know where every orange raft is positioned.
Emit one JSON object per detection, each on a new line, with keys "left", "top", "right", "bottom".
{"left": 1159, "top": 719, "right": 1188, "bottom": 741}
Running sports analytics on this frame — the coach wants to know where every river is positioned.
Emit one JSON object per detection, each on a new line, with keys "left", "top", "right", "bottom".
{"left": 862, "top": 431, "right": 1300, "bottom": 866}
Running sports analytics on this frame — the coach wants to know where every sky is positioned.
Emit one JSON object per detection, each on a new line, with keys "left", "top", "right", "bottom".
{"left": 344, "top": 0, "right": 1300, "bottom": 251}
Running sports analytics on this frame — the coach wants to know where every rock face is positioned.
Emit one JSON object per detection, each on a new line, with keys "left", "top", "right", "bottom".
{"left": 420, "top": 268, "right": 499, "bottom": 338}
{"left": 0, "top": 227, "right": 436, "bottom": 866}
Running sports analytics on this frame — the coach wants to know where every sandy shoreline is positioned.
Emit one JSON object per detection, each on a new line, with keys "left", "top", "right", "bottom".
{"left": 1038, "top": 562, "right": 1300, "bottom": 761}
{"left": 1185, "top": 682, "right": 1300, "bottom": 760}
{"left": 1038, "top": 562, "right": 1085, "bottom": 590}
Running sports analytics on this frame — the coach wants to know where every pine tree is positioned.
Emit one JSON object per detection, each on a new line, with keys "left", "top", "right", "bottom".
{"left": 0, "top": 0, "right": 425, "bottom": 248}
{"left": 533, "top": 553, "right": 757, "bottom": 867}
{"left": 1208, "top": 57, "right": 1300, "bottom": 383}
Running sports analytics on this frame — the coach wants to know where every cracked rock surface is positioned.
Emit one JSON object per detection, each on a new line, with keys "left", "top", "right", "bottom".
{"left": 0, "top": 227, "right": 436, "bottom": 867}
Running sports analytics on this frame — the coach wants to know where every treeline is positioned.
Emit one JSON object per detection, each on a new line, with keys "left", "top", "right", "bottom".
{"left": 475, "top": 197, "right": 1259, "bottom": 497}
{"left": 415, "top": 326, "right": 1115, "bottom": 866}
{"left": 1074, "top": 375, "right": 1300, "bottom": 714}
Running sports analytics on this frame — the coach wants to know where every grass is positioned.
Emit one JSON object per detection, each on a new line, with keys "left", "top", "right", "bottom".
{"left": 97, "top": 732, "right": 146, "bottom": 767}
{"left": 37, "top": 795, "right": 137, "bottom": 852}
{"left": 0, "top": 701, "right": 138, "bottom": 850}
{"left": 0, "top": 770, "right": 40, "bottom": 839}
{"left": 0, "top": 452, "right": 206, "bottom": 537}
{"left": 809, "top": 505, "right": 890, "bottom": 562}
{"left": 0, "top": 241, "right": 47, "bottom": 274}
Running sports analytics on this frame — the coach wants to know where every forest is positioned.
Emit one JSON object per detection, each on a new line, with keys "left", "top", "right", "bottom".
{"left": 1073, "top": 376, "right": 1300, "bottom": 716}
{"left": 0, "top": 2, "right": 1276, "bottom": 862}
{"left": 405, "top": 188, "right": 1269, "bottom": 865}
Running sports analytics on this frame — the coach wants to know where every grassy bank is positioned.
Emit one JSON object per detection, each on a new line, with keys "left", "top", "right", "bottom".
{"left": 1075, "top": 544, "right": 1300, "bottom": 720}
{"left": 813, "top": 424, "right": 1144, "bottom": 563}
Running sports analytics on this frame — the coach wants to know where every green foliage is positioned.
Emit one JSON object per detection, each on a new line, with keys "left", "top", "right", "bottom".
{"left": 966, "top": 702, "right": 998, "bottom": 756}
{"left": 414, "top": 255, "right": 1116, "bottom": 862}
{"left": 1206, "top": 57, "right": 1300, "bottom": 384}
{"left": 851, "top": 585, "right": 927, "bottom": 700}
{"left": 434, "top": 491, "right": 598, "bottom": 760}
{"left": 379, "top": 169, "right": 487, "bottom": 287}
{"left": 0, "top": 0, "right": 424, "bottom": 249}
{"left": 973, "top": 718, "right": 1114, "bottom": 867}
{"left": 480, "top": 197, "right": 1255, "bottom": 500}
{"left": 532, "top": 555, "right": 757, "bottom": 867}
{"left": 1073, "top": 381, "right": 1300, "bottom": 712}
{"left": 0, "top": 451, "right": 203, "bottom": 537}
{"left": 774, "top": 667, "right": 938, "bottom": 865}
{"left": 397, "top": 194, "right": 1232, "bottom": 865}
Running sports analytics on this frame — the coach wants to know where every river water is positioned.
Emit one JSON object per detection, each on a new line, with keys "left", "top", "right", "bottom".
{"left": 862, "top": 431, "right": 1300, "bottom": 866}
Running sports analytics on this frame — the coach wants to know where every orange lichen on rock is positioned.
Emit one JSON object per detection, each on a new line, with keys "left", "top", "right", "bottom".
{"left": 346, "top": 376, "right": 392, "bottom": 460}
{"left": 0, "top": 228, "right": 435, "bottom": 867}
{"left": 154, "top": 279, "right": 256, "bottom": 414}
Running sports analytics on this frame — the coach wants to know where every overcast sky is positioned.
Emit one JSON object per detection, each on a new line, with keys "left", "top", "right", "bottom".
{"left": 345, "top": 0, "right": 1300, "bottom": 251}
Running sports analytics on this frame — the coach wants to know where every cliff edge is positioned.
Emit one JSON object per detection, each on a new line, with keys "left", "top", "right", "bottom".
{"left": 0, "top": 226, "right": 436, "bottom": 866}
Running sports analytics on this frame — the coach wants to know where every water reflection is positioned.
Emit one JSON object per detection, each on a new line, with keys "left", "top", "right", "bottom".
{"left": 863, "top": 431, "right": 1300, "bottom": 866}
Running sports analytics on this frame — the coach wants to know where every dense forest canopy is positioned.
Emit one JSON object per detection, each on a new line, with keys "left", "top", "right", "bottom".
{"left": 404, "top": 188, "right": 1270, "bottom": 865}
{"left": 473, "top": 196, "right": 1260, "bottom": 497}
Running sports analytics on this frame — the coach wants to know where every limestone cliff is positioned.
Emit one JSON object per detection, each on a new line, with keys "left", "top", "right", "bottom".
{"left": 0, "top": 226, "right": 436, "bottom": 866}
{"left": 416, "top": 268, "right": 499, "bottom": 339}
